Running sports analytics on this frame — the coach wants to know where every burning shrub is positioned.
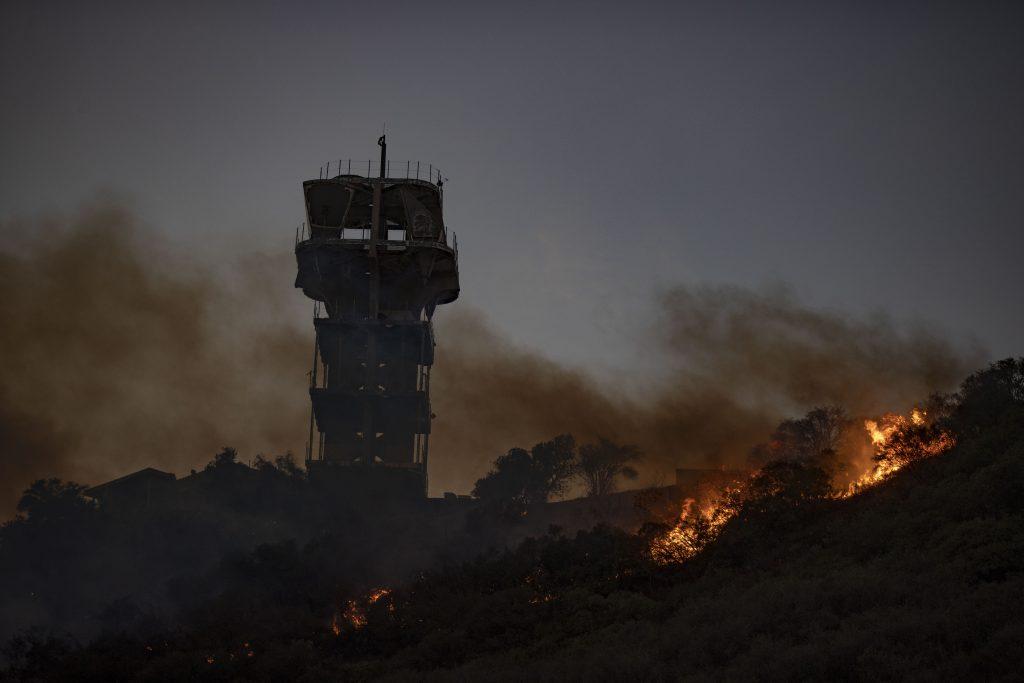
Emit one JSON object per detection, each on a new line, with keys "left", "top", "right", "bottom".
{"left": 849, "top": 409, "right": 957, "bottom": 493}
{"left": 331, "top": 588, "right": 393, "bottom": 637}
{"left": 647, "top": 483, "right": 746, "bottom": 565}
{"left": 648, "top": 500, "right": 727, "bottom": 565}
{"left": 874, "top": 420, "right": 955, "bottom": 472}
{"left": 649, "top": 460, "right": 833, "bottom": 565}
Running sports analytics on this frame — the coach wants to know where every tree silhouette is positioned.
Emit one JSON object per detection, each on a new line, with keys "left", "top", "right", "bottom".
{"left": 472, "top": 435, "right": 577, "bottom": 517}
{"left": 748, "top": 406, "right": 849, "bottom": 472}
{"left": 16, "top": 478, "right": 93, "bottom": 522}
{"left": 951, "top": 358, "right": 1024, "bottom": 435}
{"left": 206, "top": 446, "right": 238, "bottom": 470}
{"left": 576, "top": 438, "right": 642, "bottom": 498}
{"left": 525, "top": 435, "right": 577, "bottom": 503}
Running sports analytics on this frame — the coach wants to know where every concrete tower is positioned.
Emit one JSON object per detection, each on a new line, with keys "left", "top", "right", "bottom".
{"left": 294, "top": 138, "right": 459, "bottom": 499}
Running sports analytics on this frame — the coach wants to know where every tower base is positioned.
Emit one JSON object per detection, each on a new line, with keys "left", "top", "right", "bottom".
{"left": 307, "top": 461, "right": 426, "bottom": 508}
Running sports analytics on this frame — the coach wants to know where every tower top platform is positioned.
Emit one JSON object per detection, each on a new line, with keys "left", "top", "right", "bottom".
{"left": 300, "top": 174, "right": 452, "bottom": 249}
{"left": 314, "top": 159, "right": 447, "bottom": 186}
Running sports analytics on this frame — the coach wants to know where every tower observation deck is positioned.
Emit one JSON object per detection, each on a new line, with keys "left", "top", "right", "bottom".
{"left": 294, "top": 138, "right": 459, "bottom": 499}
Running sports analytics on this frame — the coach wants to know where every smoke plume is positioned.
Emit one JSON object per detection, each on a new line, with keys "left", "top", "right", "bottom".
{"left": 0, "top": 201, "right": 309, "bottom": 514}
{"left": 0, "top": 201, "right": 981, "bottom": 512}
{"left": 429, "top": 287, "right": 979, "bottom": 494}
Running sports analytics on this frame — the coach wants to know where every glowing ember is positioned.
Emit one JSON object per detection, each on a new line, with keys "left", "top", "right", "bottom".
{"left": 343, "top": 600, "right": 367, "bottom": 629}
{"left": 330, "top": 612, "right": 342, "bottom": 636}
{"left": 330, "top": 587, "right": 392, "bottom": 635}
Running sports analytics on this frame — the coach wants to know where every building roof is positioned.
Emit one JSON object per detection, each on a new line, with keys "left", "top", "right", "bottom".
{"left": 85, "top": 467, "right": 175, "bottom": 498}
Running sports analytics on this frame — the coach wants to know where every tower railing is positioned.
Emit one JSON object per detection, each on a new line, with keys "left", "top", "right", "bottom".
{"left": 316, "top": 159, "right": 447, "bottom": 185}
{"left": 294, "top": 221, "right": 457, "bottom": 261}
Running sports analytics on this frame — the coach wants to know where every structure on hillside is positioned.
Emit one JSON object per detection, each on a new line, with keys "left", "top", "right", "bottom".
{"left": 85, "top": 467, "right": 176, "bottom": 510}
{"left": 294, "top": 138, "right": 460, "bottom": 499}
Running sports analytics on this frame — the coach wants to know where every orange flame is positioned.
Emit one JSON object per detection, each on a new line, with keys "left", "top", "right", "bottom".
{"left": 330, "top": 587, "right": 392, "bottom": 635}
{"left": 843, "top": 409, "right": 954, "bottom": 495}
{"left": 650, "top": 408, "right": 955, "bottom": 564}
{"left": 649, "top": 492, "right": 740, "bottom": 565}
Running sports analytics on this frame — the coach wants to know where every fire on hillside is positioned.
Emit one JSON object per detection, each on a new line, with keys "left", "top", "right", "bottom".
{"left": 649, "top": 409, "right": 956, "bottom": 565}
{"left": 331, "top": 588, "right": 393, "bottom": 636}
{"left": 323, "top": 407, "right": 960, "bottom": 635}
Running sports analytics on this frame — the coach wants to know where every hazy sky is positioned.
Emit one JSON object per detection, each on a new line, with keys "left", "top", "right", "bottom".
{"left": 2, "top": 0, "right": 1022, "bottom": 372}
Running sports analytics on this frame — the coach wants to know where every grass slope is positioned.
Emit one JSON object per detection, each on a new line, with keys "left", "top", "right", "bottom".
{"left": 6, "top": 411, "right": 1022, "bottom": 681}
{"left": 433, "top": 416, "right": 1024, "bottom": 681}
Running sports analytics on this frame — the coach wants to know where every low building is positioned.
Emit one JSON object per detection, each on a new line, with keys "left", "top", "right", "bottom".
{"left": 85, "top": 467, "right": 175, "bottom": 510}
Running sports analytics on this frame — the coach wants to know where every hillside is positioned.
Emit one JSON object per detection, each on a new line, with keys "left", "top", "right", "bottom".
{"left": 437, "top": 410, "right": 1024, "bottom": 681}
{"left": 3, "top": 360, "right": 1022, "bottom": 681}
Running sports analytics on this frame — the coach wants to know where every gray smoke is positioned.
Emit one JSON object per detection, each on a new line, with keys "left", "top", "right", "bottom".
{"left": 428, "top": 285, "right": 980, "bottom": 494}
{"left": 0, "top": 201, "right": 309, "bottom": 514}
{"left": 0, "top": 201, "right": 981, "bottom": 513}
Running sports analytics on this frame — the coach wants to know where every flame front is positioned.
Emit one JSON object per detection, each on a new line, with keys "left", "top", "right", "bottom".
{"left": 649, "top": 493, "right": 739, "bottom": 565}
{"left": 650, "top": 408, "right": 955, "bottom": 565}
{"left": 845, "top": 409, "right": 954, "bottom": 494}
{"left": 865, "top": 419, "right": 887, "bottom": 446}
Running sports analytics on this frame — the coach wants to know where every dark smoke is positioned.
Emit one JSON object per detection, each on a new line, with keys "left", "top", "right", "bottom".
{"left": 0, "top": 201, "right": 309, "bottom": 514}
{"left": 0, "top": 201, "right": 982, "bottom": 513}
{"left": 428, "top": 285, "right": 981, "bottom": 495}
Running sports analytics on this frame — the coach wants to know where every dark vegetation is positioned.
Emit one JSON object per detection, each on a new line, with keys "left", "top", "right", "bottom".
{"left": 470, "top": 434, "right": 643, "bottom": 520}
{"left": 0, "top": 435, "right": 648, "bottom": 661}
{"left": 1, "top": 359, "right": 1022, "bottom": 680}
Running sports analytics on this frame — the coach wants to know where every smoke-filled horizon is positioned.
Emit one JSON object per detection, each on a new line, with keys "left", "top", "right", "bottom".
{"left": 3, "top": 2, "right": 1023, "bottom": 371}
{"left": 0, "top": 201, "right": 983, "bottom": 515}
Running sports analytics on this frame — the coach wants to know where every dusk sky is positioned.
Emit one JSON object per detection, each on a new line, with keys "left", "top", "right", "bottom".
{"left": 2, "top": 0, "right": 1022, "bottom": 371}
{"left": 3, "top": 4, "right": 1023, "bottom": 672}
